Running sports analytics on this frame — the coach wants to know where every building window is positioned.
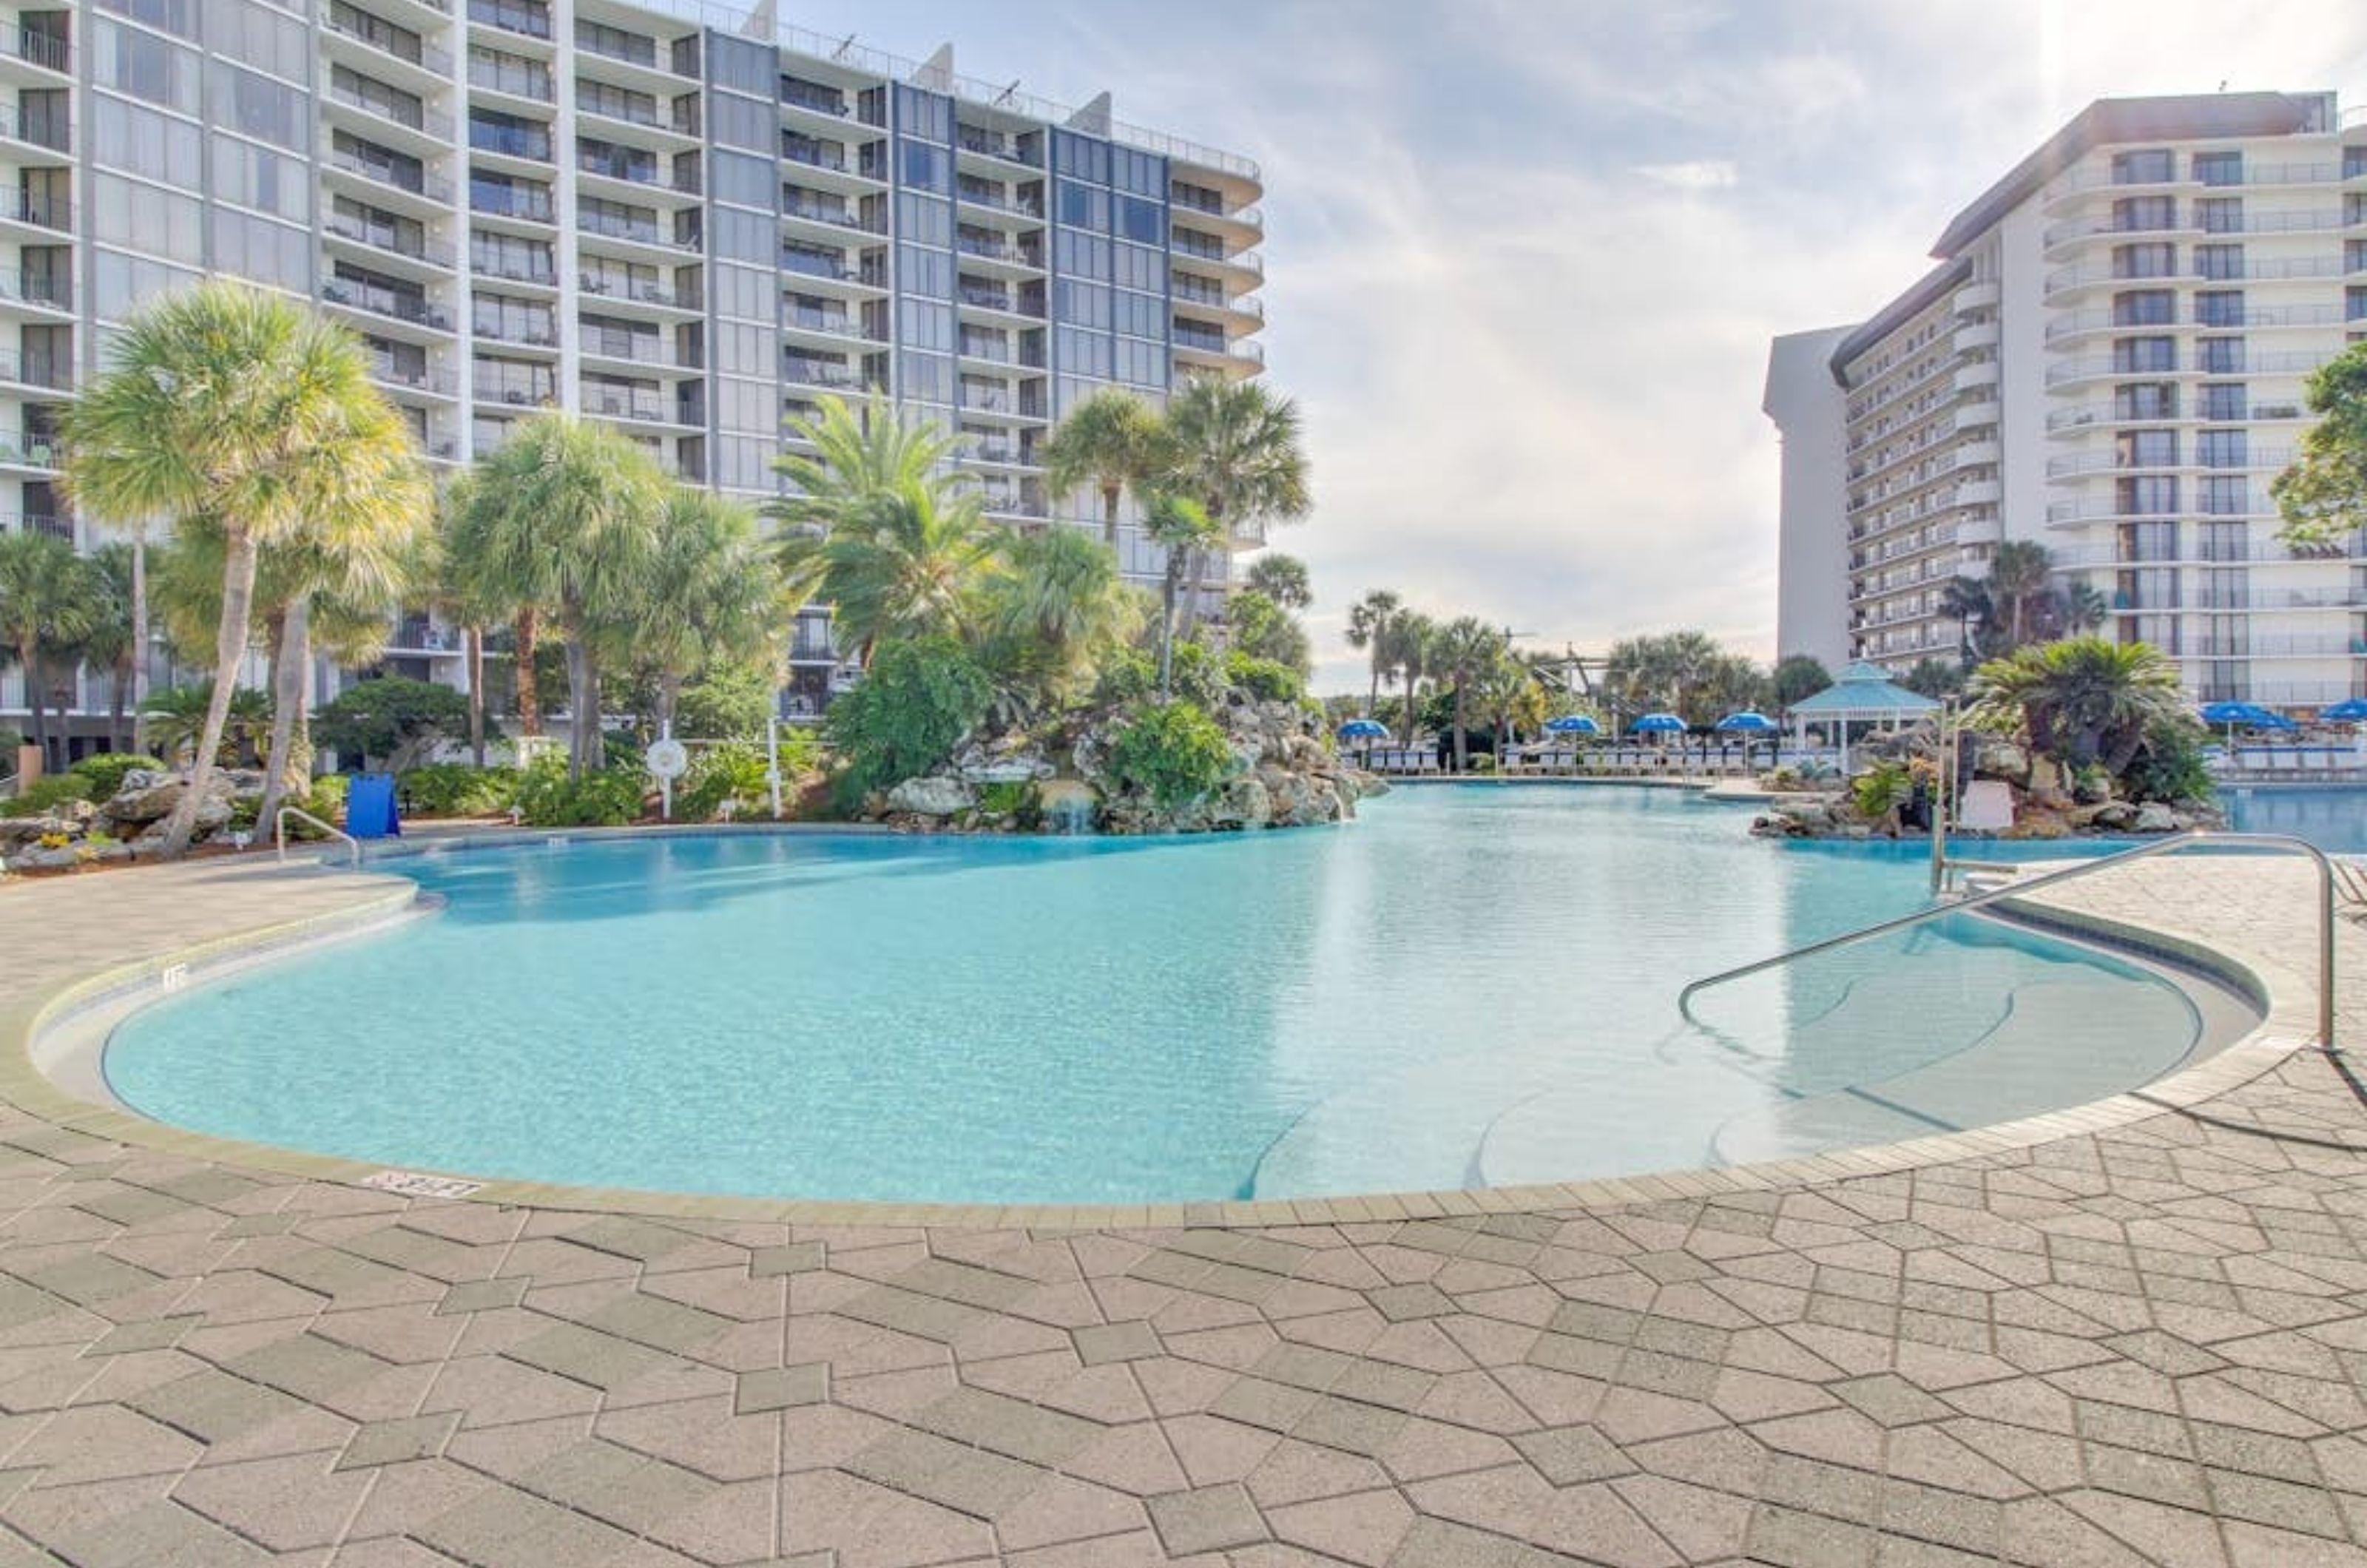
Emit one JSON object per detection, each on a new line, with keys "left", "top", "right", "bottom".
{"left": 2195, "top": 197, "right": 2243, "bottom": 234}
{"left": 2117, "top": 430, "right": 2177, "bottom": 468}
{"left": 2111, "top": 243, "right": 2177, "bottom": 280}
{"left": 2111, "top": 289, "right": 2174, "bottom": 327}
{"left": 2112, "top": 337, "right": 2175, "bottom": 374}
{"left": 2197, "top": 337, "right": 2245, "bottom": 374}
{"left": 2193, "top": 151, "right": 2243, "bottom": 186}
{"left": 2111, "top": 196, "right": 2176, "bottom": 232}
{"left": 2200, "top": 382, "right": 2247, "bottom": 420}
{"left": 2194, "top": 290, "right": 2246, "bottom": 328}
{"left": 2116, "top": 476, "right": 2179, "bottom": 516}
{"left": 2197, "top": 429, "right": 2249, "bottom": 469}
{"left": 2111, "top": 149, "right": 2175, "bottom": 183}
{"left": 2200, "top": 475, "right": 2249, "bottom": 514}
{"left": 2195, "top": 243, "right": 2244, "bottom": 281}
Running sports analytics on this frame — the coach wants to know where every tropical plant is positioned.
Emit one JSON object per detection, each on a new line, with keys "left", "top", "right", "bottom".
{"left": 1243, "top": 553, "right": 1311, "bottom": 610}
{"left": 0, "top": 527, "right": 96, "bottom": 771}
{"left": 1604, "top": 630, "right": 1725, "bottom": 724}
{"left": 823, "top": 634, "right": 992, "bottom": 804}
{"left": 139, "top": 682, "right": 271, "bottom": 768}
{"left": 456, "top": 410, "right": 667, "bottom": 778}
{"left": 2272, "top": 339, "right": 2367, "bottom": 550}
{"left": 514, "top": 752, "right": 644, "bottom": 827}
{"left": 1039, "top": 388, "right": 1172, "bottom": 548}
{"left": 0, "top": 772, "right": 92, "bottom": 819}
{"left": 1936, "top": 575, "right": 1994, "bottom": 663}
{"left": 2059, "top": 579, "right": 2110, "bottom": 635}
{"left": 976, "top": 524, "right": 1141, "bottom": 717}
{"left": 1428, "top": 616, "right": 1507, "bottom": 771}
{"left": 60, "top": 280, "right": 429, "bottom": 854}
{"left": 1898, "top": 657, "right": 1962, "bottom": 699}
{"left": 774, "top": 466, "right": 999, "bottom": 666}
{"left": 1851, "top": 760, "right": 1914, "bottom": 826}
{"left": 1965, "top": 636, "right": 2186, "bottom": 774}
{"left": 1473, "top": 649, "right": 1545, "bottom": 761}
{"left": 394, "top": 763, "right": 518, "bottom": 818}
{"left": 1158, "top": 377, "right": 1311, "bottom": 630}
{"left": 767, "top": 393, "right": 968, "bottom": 532}
{"left": 425, "top": 474, "right": 517, "bottom": 763}
{"left": 1223, "top": 649, "right": 1303, "bottom": 703}
{"left": 1388, "top": 610, "right": 1436, "bottom": 747}
{"left": 312, "top": 677, "right": 470, "bottom": 770}
{"left": 1982, "top": 541, "right": 2057, "bottom": 652}
{"left": 674, "top": 741, "right": 774, "bottom": 822}
{"left": 631, "top": 489, "right": 784, "bottom": 736}
{"left": 2122, "top": 714, "right": 2216, "bottom": 805}
{"left": 675, "top": 658, "right": 779, "bottom": 743}
{"left": 1771, "top": 654, "right": 1832, "bottom": 709}
{"left": 1141, "top": 491, "right": 1226, "bottom": 698}
{"left": 72, "top": 542, "right": 141, "bottom": 754}
{"left": 1104, "top": 700, "right": 1235, "bottom": 811}
{"left": 1226, "top": 588, "right": 1310, "bottom": 676}
{"left": 69, "top": 751, "right": 163, "bottom": 799}
{"left": 1345, "top": 589, "right": 1405, "bottom": 725}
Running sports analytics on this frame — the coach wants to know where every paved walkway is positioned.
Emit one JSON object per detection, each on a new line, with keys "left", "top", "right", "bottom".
{"left": 0, "top": 851, "right": 2362, "bottom": 1566}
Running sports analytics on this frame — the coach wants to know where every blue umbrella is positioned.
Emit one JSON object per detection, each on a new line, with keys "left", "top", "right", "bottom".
{"left": 1543, "top": 714, "right": 1601, "bottom": 735}
{"left": 2199, "top": 700, "right": 2293, "bottom": 730}
{"left": 1715, "top": 711, "right": 1777, "bottom": 733}
{"left": 2321, "top": 698, "right": 2367, "bottom": 723}
{"left": 1336, "top": 718, "right": 1389, "bottom": 740}
{"left": 1630, "top": 712, "right": 1687, "bottom": 734}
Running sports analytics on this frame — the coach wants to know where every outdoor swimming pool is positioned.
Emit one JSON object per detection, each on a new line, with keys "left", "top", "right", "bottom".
{"left": 103, "top": 786, "right": 2246, "bottom": 1204}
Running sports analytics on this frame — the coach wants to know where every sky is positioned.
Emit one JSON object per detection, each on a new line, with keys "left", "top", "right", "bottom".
{"left": 757, "top": 0, "right": 2367, "bottom": 693}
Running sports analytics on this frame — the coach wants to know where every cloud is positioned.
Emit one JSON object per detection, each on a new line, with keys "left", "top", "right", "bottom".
{"left": 1636, "top": 160, "right": 1740, "bottom": 191}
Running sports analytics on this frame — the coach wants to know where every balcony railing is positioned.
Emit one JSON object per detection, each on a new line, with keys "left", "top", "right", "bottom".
{"left": 783, "top": 198, "right": 881, "bottom": 232}
{"left": 783, "top": 359, "right": 862, "bottom": 388}
{"left": 320, "top": 282, "right": 451, "bottom": 331}
{"left": 0, "top": 25, "right": 69, "bottom": 73}
{"left": 0, "top": 348, "right": 68, "bottom": 390}
{"left": 329, "top": 15, "right": 451, "bottom": 75}
{"left": 0, "top": 102, "right": 67, "bottom": 154}
{"left": 0, "top": 430, "right": 58, "bottom": 468}
{"left": 578, "top": 273, "right": 691, "bottom": 309}
{"left": 0, "top": 188, "right": 67, "bottom": 231}
{"left": 0, "top": 267, "right": 69, "bottom": 311}
{"left": 468, "top": 61, "right": 553, "bottom": 101}
{"left": 468, "top": 0, "right": 551, "bottom": 41}
{"left": 580, "top": 334, "right": 671, "bottom": 366}
{"left": 580, "top": 387, "right": 669, "bottom": 422}
{"left": 473, "top": 318, "right": 558, "bottom": 347}
{"left": 470, "top": 251, "right": 557, "bottom": 285}
{"left": 475, "top": 376, "right": 554, "bottom": 405}
{"left": 956, "top": 234, "right": 1038, "bottom": 266}
{"left": 326, "top": 215, "right": 454, "bottom": 268}
{"left": 959, "top": 186, "right": 1041, "bottom": 218}
{"left": 956, "top": 126, "right": 1039, "bottom": 166}
{"left": 470, "top": 186, "right": 553, "bottom": 223}
{"left": 781, "top": 250, "right": 871, "bottom": 284}
{"left": 781, "top": 139, "right": 848, "bottom": 173}
{"left": 787, "top": 306, "right": 859, "bottom": 336}
{"left": 470, "top": 124, "right": 553, "bottom": 162}
{"left": 578, "top": 212, "right": 689, "bottom": 249}
{"left": 782, "top": 82, "right": 854, "bottom": 118}
{"left": 328, "top": 83, "right": 427, "bottom": 134}
{"left": 372, "top": 362, "right": 458, "bottom": 396}
{"left": 329, "top": 150, "right": 452, "bottom": 202}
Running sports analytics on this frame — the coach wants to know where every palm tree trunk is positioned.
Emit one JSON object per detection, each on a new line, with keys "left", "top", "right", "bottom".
{"left": 1452, "top": 686, "right": 1468, "bottom": 771}
{"left": 1158, "top": 555, "right": 1184, "bottom": 700}
{"left": 255, "top": 595, "right": 311, "bottom": 837}
{"left": 110, "top": 653, "right": 130, "bottom": 753}
{"left": 1402, "top": 669, "right": 1419, "bottom": 748}
{"left": 158, "top": 530, "right": 259, "bottom": 859}
{"left": 515, "top": 606, "right": 541, "bottom": 737}
{"left": 129, "top": 532, "right": 149, "bottom": 755}
{"left": 17, "top": 641, "right": 47, "bottom": 775}
{"left": 466, "top": 625, "right": 485, "bottom": 767}
{"left": 1101, "top": 484, "right": 1121, "bottom": 550}
{"left": 658, "top": 670, "right": 683, "bottom": 735}
{"left": 561, "top": 613, "right": 601, "bottom": 780}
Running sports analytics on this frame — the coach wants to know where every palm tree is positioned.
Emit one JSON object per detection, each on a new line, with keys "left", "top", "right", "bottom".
{"left": 460, "top": 412, "right": 668, "bottom": 777}
{"left": 60, "top": 281, "right": 427, "bottom": 854}
{"left": 1141, "top": 492, "right": 1226, "bottom": 697}
{"left": 1345, "top": 589, "right": 1405, "bottom": 724}
{"left": 1387, "top": 610, "right": 1435, "bottom": 748}
{"left": 767, "top": 394, "right": 968, "bottom": 531}
{"left": 0, "top": 528, "right": 96, "bottom": 771}
{"left": 634, "top": 489, "right": 785, "bottom": 735}
{"left": 139, "top": 681, "right": 271, "bottom": 769}
{"left": 980, "top": 526, "right": 1141, "bottom": 712}
{"left": 1771, "top": 653, "right": 1832, "bottom": 710}
{"left": 1428, "top": 615, "right": 1505, "bottom": 771}
{"left": 1243, "top": 553, "right": 1311, "bottom": 610}
{"left": 72, "top": 542, "right": 140, "bottom": 754}
{"left": 2059, "top": 580, "right": 2110, "bottom": 635}
{"left": 777, "top": 481, "right": 1000, "bottom": 666}
{"left": 1039, "top": 388, "right": 1171, "bottom": 549}
{"left": 1984, "top": 541, "right": 2056, "bottom": 652}
{"left": 1158, "top": 377, "right": 1311, "bottom": 632}
{"left": 1936, "top": 575, "right": 1994, "bottom": 665}
{"left": 1966, "top": 636, "right": 2184, "bottom": 774}
{"left": 1473, "top": 649, "right": 1542, "bottom": 766}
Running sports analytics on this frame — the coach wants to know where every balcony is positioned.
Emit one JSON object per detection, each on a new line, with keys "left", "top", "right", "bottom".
{"left": 956, "top": 232, "right": 1040, "bottom": 267}
{"left": 1952, "top": 280, "right": 2001, "bottom": 314}
{"left": 0, "top": 267, "right": 69, "bottom": 314}
{"left": 328, "top": 13, "right": 451, "bottom": 76}
{"left": 781, "top": 138, "right": 850, "bottom": 175}
{"left": 786, "top": 305, "right": 860, "bottom": 338}
{"left": 957, "top": 285, "right": 1041, "bottom": 317}
{"left": 470, "top": 186, "right": 553, "bottom": 223}
{"left": 0, "top": 187, "right": 68, "bottom": 233}
{"left": 468, "top": 0, "right": 551, "bottom": 41}
{"left": 578, "top": 385, "right": 671, "bottom": 422}
{"left": 0, "top": 103, "right": 68, "bottom": 158}
{"left": 780, "top": 250, "right": 865, "bottom": 285}
{"left": 1951, "top": 362, "right": 1998, "bottom": 393}
{"left": 320, "top": 281, "right": 451, "bottom": 332}
{"left": 0, "top": 348, "right": 68, "bottom": 391}
{"left": 373, "top": 362, "right": 458, "bottom": 397}
{"left": 1954, "top": 399, "right": 2000, "bottom": 433}
{"left": 328, "top": 149, "right": 453, "bottom": 204}
{"left": 468, "top": 60, "right": 553, "bottom": 102}
{"left": 0, "top": 429, "right": 58, "bottom": 469}
{"left": 956, "top": 126, "right": 1039, "bottom": 166}
{"left": 578, "top": 273, "right": 694, "bottom": 310}
{"left": 469, "top": 123, "right": 553, "bottom": 163}
{"left": 0, "top": 24, "right": 69, "bottom": 75}
{"left": 783, "top": 359, "right": 862, "bottom": 389}
{"left": 781, "top": 81, "right": 854, "bottom": 120}
{"left": 579, "top": 334, "right": 677, "bottom": 369}
{"left": 782, "top": 197, "right": 881, "bottom": 233}
{"left": 576, "top": 212, "right": 692, "bottom": 251}
{"left": 326, "top": 214, "right": 454, "bottom": 269}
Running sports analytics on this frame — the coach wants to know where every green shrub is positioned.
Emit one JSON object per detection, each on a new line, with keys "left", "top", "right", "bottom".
{"left": 825, "top": 635, "right": 991, "bottom": 805}
{"left": 1223, "top": 650, "right": 1303, "bottom": 703}
{"left": 396, "top": 763, "right": 518, "bottom": 818}
{"left": 1, "top": 773, "right": 92, "bottom": 818}
{"left": 313, "top": 677, "right": 468, "bottom": 768}
{"left": 675, "top": 742, "right": 771, "bottom": 821}
{"left": 1104, "top": 701, "right": 1236, "bottom": 811}
{"left": 1165, "top": 642, "right": 1224, "bottom": 708}
{"left": 68, "top": 753, "right": 164, "bottom": 798}
{"left": 1851, "top": 760, "right": 1914, "bottom": 822}
{"left": 675, "top": 660, "right": 776, "bottom": 743}
{"left": 975, "top": 780, "right": 1036, "bottom": 818}
{"left": 515, "top": 754, "right": 644, "bottom": 827}
{"left": 2124, "top": 715, "right": 2215, "bottom": 805}
{"left": 1091, "top": 646, "right": 1155, "bottom": 707}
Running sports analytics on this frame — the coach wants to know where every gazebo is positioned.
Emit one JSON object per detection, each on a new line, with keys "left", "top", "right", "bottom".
{"left": 1785, "top": 660, "right": 1941, "bottom": 771}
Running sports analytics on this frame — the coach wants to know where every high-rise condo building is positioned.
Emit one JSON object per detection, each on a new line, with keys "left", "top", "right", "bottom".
{"left": 1766, "top": 92, "right": 2366, "bottom": 711}
{"left": 1, "top": 0, "right": 1265, "bottom": 746}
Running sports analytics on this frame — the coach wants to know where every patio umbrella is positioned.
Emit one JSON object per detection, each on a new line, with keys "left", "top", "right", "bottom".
{"left": 1543, "top": 714, "right": 1598, "bottom": 774}
{"left": 1630, "top": 712, "right": 1686, "bottom": 734}
{"left": 1335, "top": 718, "right": 1389, "bottom": 739}
{"left": 2320, "top": 698, "right": 2367, "bottom": 723}
{"left": 2199, "top": 701, "right": 2295, "bottom": 746}
{"left": 1715, "top": 710, "right": 1779, "bottom": 769}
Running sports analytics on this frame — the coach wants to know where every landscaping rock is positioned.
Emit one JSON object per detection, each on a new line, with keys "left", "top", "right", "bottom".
{"left": 884, "top": 776, "right": 976, "bottom": 817}
{"left": 2133, "top": 802, "right": 2178, "bottom": 834}
{"left": 1973, "top": 741, "right": 2029, "bottom": 783}
{"left": 1211, "top": 775, "right": 1272, "bottom": 829}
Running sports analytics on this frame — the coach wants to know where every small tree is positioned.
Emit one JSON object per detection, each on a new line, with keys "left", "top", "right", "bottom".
{"left": 1966, "top": 637, "right": 2184, "bottom": 776}
{"left": 1771, "top": 654, "right": 1832, "bottom": 709}
{"left": 0, "top": 528, "right": 96, "bottom": 771}
{"left": 823, "top": 635, "right": 990, "bottom": 804}
{"left": 312, "top": 677, "right": 470, "bottom": 771}
{"left": 1104, "top": 700, "right": 1234, "bottom": 811}
{"left": 2272, "top": 339, "right": 2367, "bottom": 550}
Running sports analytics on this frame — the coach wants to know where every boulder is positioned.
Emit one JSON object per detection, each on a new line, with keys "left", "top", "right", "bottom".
{"left": 1210, "top": 775, "right": 1272, "bottom": 830}
{"left": 1973, "top": 741, "right": 2029, "bottom": 783}
{"left": 2090, "top": 802, "right": 2138, "bottom": 831}
{"left": 0, "top": 815, "right": 70, "bottom": 847}
{"left": 884, "top": 776, "right": 976, "bottom": 817}
{"left": 102, "top": 769, "right": 245, "bottom": 828}
{"left": 5, "top": 843, "right": 82, "bottom": 871}
{"left": 2132, "top": 802, "right": 2178, "bottom": 834}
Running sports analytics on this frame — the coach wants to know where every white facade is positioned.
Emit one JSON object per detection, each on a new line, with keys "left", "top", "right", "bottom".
{"left": 1769, "top": 91, "right": 2367, "bottom": 710}
{"left": 1, "top": 0, "right": 1266, "bottom": 748}
{"left": 1762, "top": 325, "right": 1853, "bottom": 671}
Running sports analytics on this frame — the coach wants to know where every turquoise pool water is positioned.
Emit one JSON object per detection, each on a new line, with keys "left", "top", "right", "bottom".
{"left": 106, "top": 787, "right": 2218, "bottom": 1204}
{"left": 2224, "top": 785, "right": 2367, "bottom": 854}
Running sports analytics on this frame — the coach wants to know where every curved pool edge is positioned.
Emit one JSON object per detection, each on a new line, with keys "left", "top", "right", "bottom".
{"left": 0, "top": 832, "right": 2323, "bottom": 1231}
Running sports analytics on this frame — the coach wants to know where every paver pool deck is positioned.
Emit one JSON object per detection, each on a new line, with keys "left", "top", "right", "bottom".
{"left": 0, "top": 846, "right": 2362, "bottom": 1566}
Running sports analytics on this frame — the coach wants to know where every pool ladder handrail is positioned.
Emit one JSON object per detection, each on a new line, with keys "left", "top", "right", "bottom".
{"left": 275, "top": 805, "right": 362, "bottom": 869}
{"left": 1677, "top": 832, "right": 2337, "bottom": 1047}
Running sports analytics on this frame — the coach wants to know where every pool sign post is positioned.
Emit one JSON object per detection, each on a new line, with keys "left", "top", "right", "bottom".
{"left": 646, "top": 727, "right": 689, "bottom": 820}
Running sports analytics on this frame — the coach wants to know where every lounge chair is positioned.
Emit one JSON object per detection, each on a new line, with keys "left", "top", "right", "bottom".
{"left": 2335, "top": 856, "right": 2367, "bottom": 919}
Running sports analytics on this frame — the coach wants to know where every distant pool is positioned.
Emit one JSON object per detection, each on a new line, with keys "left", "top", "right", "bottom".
{"left": 2224, "top": 785, "right": 2367, "bottom": 854}
{"left": 104, "top": 787, "right": 2238, "bottom": 1205}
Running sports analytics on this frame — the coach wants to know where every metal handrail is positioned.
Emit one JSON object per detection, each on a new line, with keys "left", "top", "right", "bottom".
{"left": 1678, "top": 832, "right": 2335, "bottom": 1046}
{"left": 277, "top": 805, "right": 362, "bottom": 868}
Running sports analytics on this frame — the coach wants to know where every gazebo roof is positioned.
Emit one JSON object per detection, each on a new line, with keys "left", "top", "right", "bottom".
{"left": 1786, "top": 660, "right": 1942, "bottom": 720}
